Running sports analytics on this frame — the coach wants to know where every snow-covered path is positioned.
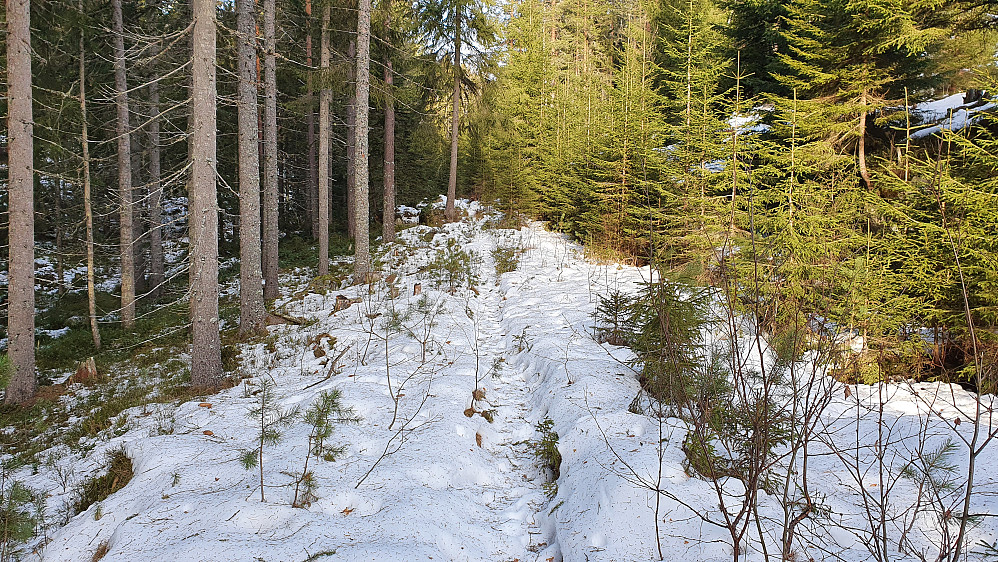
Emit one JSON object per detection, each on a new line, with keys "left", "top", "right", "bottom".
{"left": 28, "top": 202, "right": 998, "bottom": 562}
{"left": 40, "top": 210, "right": 570, "bottom": 562}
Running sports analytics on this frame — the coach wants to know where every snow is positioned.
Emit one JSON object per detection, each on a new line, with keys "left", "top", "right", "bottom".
{"left": 911, "top": 92, "right": 995, "bottom": 139}
{"left": 5, "top": 204, "right": 998, "bottom": 561}
{"left": 728, "top": 111, "right": 770, "bottom": 135}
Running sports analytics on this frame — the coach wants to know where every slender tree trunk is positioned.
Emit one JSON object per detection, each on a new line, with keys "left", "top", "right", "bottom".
{"left": 190, "top": 0, "right": 223, "bottom": 388}
{"left": 382, "top": 0, "right": 396, "bottom": 243}
{"left": 238, "top": 0, "right": 266, "bottom": 335}
{"left": 79, "top": 25, "right": 102, "bottom": 351}
{"left": 354, "top": 0, "right": 372, "bottom": 277}
{"left": 5, "top": 0, "right": 36, "bottom": 404}
{"left": 113, "top": 0, "right": 136, "bottom": 327}
{"left": 346, "top": 38, "right": 357, "bottom": 237}
{"left": 318, "top": 6, "right": 331, "bottom": 276}
{"left": 262, "top": 0, "right": 280, "bottom": 302}
{"left": 306, "top": 0, "right": 318, "bottom": 241}
{"left": 148, "top": 78, "right": 165, "bottom": 300}
{"left": 55, "top": 180, "right": 65, "bottom": 295}
{"left": 131, "top": 121, "right": 147, "bottom": 296}
{"left": 445, "top": 11, "right": 462, "bottom": 222}
{"left": 858, "top": 86, "right": 872, "bottom": 189}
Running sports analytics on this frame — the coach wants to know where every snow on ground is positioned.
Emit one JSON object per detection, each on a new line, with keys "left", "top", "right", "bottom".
{"left": 9, "top": 203, "right": 998, "bottom": 561}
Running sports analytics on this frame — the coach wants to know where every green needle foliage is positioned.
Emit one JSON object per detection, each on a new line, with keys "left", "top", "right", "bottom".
{"left": 293, "top": 390, "right": 357, "bottom": 508}
{"left": 0, "top": 474, "right": 38, "bottom": 562}
{"left": 469, "top": 0, "right": 997, "bottom": 387}
{"left": 526, "top": 418, "right": 562, "bottom": 498}
{"left": 241, "top": 377, "right": 299, "bottom": 502}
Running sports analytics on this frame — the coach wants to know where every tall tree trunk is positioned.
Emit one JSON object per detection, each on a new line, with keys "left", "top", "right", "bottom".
{"left": 131, "top": 121, "right": 147, "bottom": 296}
{"left": 318, "top": 6, "right": 331, "bottom": 276}
{"left": 346, "top": 38, "right": 357, "bottom": 238}
{"left": 382, "top": 0, "right": 396, "bottom": 243}
{"left": 148, "top": 78, "right": 165, "bottom": 300}
{"left": 262, "top": 0, "right": 280, "bottom": 302}
{"left": 190, "top": 0, "right": 223, "bottom": 388}
{"left": 306, "top": 0, "right": 318, "bottom": 241}
{"left": 445, "top": 11, "right": 461, "bottom": 222}
{"left": 55, "top": 180, "right": 65, "bottom": 295}
{"left": 858, "top": 86, "right": 872, "bottom": 189}
{"left": 238, "top": 0, "right": 266, "bottom": 335}
{"left": 5, "top": 0, "right": 35, "bottom": 404}
{"left": 79, "top": 23, "right": 102, "bottom": 350}
{"left": 113, "top": 0, "right": 136, "bottom": 327}
{"left": 354, "top": 0, "right": 371, "bottom": 277}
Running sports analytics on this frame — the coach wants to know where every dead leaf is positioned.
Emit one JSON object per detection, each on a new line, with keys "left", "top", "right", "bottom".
{"left": 199, "top": 403, "right": 212, "bottom": 408}
{"left": 464, "top": 407, "right": 476, "bottom": 418}
{"left": 844, "top": 386, "right": 852, "bottom": 399}
{"left": 476, "top": 432, "right": 483, "bottom": 448}
{"left": 472, "top": 388, "right": 486, "bottom": 401}
{"left": 955, "top": 417, "right": 961, "bottom": 426}
{"left": 203, "top": 430, "right": 214, "bottom": 436}
{"left": 342, "top": 507, "right": 354, "bottom": 515}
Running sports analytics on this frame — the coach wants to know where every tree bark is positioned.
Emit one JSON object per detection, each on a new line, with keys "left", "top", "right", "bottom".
{"left": 113, "top": 0, "right": 136, "bottom": 327}
{"left": 262, "top": 0, "right": 280, "bottom": 302}
{"left": 382, "top": 0, "right": 396, "bottom": 243}
{"left": 55, "top": 180, "right": 65, "bottom": 295}
{"left": 5, "top": 0, "right": 36, "bottom": 404}
{"left": 238, "top": 0, "right": 266, "bottom": 335}
{"left": 79, "top": 23, "right": 102, "bottom": 350}
{"left": 445, "top": 10, "right": 462, "bottom": 222}
{"left": 148, "top": 77, "right": 165, "bottom": 300}
{"left": 190, "top": 0, "right": 223, "bottom": 388}
{"left": 318, "top": 6, "right": 331, "bottom": 276}
{"left": 858, "top": 87, "right": 873, "bottom": 189}
{"left": 346, "top": 38, "right": 357, "bottom": 238}
{"left": 306, "top": 0, "right": 318, "bottom": 241}
{"left": 354, "top": 0, "right": 372, "bottom": 277}
{"left": 131, "top": 118, "right": 147, "bottom": 296}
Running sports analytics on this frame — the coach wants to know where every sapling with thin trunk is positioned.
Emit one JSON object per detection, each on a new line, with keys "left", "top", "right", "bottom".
{"left": 293, "top": 390, "right": 356, "bottom": 508}
{"left": 240, "top": 377, "right": 299, "bottom": 502}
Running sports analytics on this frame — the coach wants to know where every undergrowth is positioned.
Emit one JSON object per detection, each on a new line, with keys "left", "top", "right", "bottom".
{"left": 71, "top": 446, "right": 133, "bottom": 517}
{"left": 526, "top": 418, "right": 561, "bottom": 498}
{"left": 0, "top": 469, "right": 40, "bottom": 562}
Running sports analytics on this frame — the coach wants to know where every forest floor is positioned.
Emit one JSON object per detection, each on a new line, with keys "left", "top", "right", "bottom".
{"left": 5, "top": 199, "right": 998, "bottom": 561}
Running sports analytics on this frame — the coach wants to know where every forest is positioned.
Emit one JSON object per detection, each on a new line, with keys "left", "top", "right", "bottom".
{"left": 1, "top": 0, "right": 997, "bottom": 559}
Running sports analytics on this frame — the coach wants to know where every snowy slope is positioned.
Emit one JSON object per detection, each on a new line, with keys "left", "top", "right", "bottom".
{"left": 10, "top": 202, "right": 998, "bottom": 562}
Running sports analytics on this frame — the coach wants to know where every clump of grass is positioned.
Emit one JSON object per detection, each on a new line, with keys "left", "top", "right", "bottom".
{"left": 72, "top": 446, "right": 133, "bottom": 516}
{"left": 0, "top": 354, "right": 11, "bottom": 391}
{"left": 0, "top": 397, "right": 71, "bottom": 465}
